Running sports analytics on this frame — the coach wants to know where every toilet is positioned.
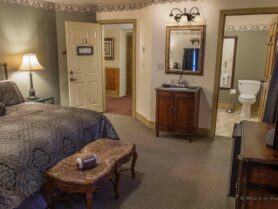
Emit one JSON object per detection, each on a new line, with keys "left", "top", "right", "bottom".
{"left": 238, "top": 80, "right": 261, "bottom": 118}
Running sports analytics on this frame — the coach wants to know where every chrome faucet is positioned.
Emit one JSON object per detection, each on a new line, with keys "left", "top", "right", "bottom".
{"left": 178, "top": 75, "right": 189, "bottom": 87}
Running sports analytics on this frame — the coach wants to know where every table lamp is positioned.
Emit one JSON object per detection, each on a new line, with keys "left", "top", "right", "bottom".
{"left": 19, "top": 54, "right": 44, "bottom": 100}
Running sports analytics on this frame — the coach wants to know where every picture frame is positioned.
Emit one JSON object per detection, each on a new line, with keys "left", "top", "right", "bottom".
{"left": 104, "top": 38, "right": 114, "bottom": 60}
{"left": 77, "top": 46, "right": 93, "bottom": 56}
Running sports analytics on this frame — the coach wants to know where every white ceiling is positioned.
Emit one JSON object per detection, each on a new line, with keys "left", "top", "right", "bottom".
{"left": 46, "top": 0, "right": 141, "bottom": 5}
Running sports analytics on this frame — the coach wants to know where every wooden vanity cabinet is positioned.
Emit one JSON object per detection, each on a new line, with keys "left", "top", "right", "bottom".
{"left": 155, "top": 87, "right": 200, "bottom": 142}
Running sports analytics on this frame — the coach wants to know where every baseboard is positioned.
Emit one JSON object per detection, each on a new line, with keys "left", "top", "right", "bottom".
{"left": 135, "top": 112, "right": 155, "bottom": 129}
{"left": 195, "top": 128, "right": 210, "bottom": 137}
{"left": 136, "top": 112, "right": 210, "bottom": 137}
{"left": 106, "top": 90, "right": 118, "bottom": 97}
{"left": 218, "top": 102, "right": 260, "bottom": 112}
{"left": 218, "top": 102, "right": 241, "bottom": 110}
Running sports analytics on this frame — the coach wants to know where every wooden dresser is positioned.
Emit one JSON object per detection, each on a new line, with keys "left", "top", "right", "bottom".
{"left": 229, "top": 121, "right": 278, "bottom": 209}
{"left": 155, "top": 87, "right": 200, "bottom": 142}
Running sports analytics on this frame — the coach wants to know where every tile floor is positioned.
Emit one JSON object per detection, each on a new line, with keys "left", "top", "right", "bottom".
{"left": 216, "top": 107, "right": 259, "bottom": 137}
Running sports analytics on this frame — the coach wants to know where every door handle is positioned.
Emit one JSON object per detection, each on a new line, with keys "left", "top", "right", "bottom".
{"left": 172, "top": 107, "right": 177, "bottom": 113}
{"left": 69, "top": 71, "right": 77, "bottom": 82}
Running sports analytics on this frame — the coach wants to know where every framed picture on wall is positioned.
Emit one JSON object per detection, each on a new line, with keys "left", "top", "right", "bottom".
{"left": 104, "top": 38, "right": 114, "bottom": 60}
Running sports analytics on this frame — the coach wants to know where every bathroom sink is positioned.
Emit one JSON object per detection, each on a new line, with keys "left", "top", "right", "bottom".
{"left": 162, "top": 85, "right": 198, "bottom": 91}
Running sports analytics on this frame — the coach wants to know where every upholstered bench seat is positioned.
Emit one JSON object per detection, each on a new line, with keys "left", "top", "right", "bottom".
{"left": 46, "top": 139, "right": 137, "bottom": 209}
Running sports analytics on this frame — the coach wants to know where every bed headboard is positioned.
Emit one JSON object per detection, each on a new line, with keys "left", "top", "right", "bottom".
{"left": 1, "top": 63, "right": 8, "bottom": 80}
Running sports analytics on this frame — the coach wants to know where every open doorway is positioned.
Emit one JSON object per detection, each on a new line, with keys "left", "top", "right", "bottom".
{"left": 102, "top": 23, "right": 134, "bottom": 116}
{"left": 210, "top": 9, "right": 278, "bottom": 138}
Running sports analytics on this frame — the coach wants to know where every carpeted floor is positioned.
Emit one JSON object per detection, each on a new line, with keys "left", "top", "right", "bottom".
{"left": 54, "top": 114, "right": 235, "bottom": 209}
{"left": 105, "top": 95, "right": 132, "bottom": 116}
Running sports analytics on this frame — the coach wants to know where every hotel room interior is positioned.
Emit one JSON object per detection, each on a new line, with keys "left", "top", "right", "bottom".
{"left": 0, "top": 1, "right": 278, "bottom": 209}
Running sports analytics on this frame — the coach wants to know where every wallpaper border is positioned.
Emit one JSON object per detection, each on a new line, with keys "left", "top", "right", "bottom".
{"left": 225, "top": 24, "right": 270, "bottom": 32}
{"left": 2, "top": 0, "right": 200, "bottom": 13}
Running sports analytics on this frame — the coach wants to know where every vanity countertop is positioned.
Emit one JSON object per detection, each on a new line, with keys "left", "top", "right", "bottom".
{"left": 156, "top": 86, "right": 201, "bottom": 93}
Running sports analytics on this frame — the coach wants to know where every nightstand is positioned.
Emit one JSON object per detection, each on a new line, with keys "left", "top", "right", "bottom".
{"left": 25, "top": 97, "right": 54, "bottom": 104}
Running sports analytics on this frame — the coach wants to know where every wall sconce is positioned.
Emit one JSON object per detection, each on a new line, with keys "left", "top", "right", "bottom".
{"left": 168, "top": 7, "right": 205, "bottom": 25}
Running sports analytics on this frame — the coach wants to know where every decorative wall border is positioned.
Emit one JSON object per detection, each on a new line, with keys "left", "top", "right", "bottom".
{"left": 225, "top": 24, "right": 270, "bottom": 32}
{"left": 2, "top": 0, "right": 201, "bottom": 13}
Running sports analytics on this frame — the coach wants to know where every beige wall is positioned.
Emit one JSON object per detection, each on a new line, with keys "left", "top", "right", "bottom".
{"left": 56, "top": 11, "right": 96, "bottom": 106}
{"left": 0, "top": 1, "right": 60, "bottom": 103}
{"left": 97, "top": 0, "right": 278, "bottom": 129}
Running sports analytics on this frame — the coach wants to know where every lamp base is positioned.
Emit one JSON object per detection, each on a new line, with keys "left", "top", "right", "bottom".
{"left": 27, "top": 96, "right": 39, "bottom": 100}
{"left": 28, "top": 88, "right": 38, "bottom": 100}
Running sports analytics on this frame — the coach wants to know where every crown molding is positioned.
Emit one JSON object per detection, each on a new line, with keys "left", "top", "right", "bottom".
{"left": 2, "top": 0, "right": 200, "bottom": 13}
{"left": 225, "top": 24, "right": 270, "bottom": 32}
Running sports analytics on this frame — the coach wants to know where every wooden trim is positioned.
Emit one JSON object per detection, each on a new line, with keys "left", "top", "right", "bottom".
{"left": 99, "top": 19, "right": 137, "bottom": 117}
{"left": 165, "top": 25, "right": 206, "bottom": 76}
{"left": 195, "top": 128, "right": 210, "bottom": 137}
{"left": 210, "top": 7, "right": 278, "bottom": 138}
{"left": 136, "top": 112, "right": 155, "bottom": 129}
{"left": 105, "top": 67, "right": 119, "bottom": 97}
{"left": 219, "top": 36, "right": 238, "bottom": 90}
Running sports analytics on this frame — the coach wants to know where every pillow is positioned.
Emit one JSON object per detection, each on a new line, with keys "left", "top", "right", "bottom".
{"left": 0, "top": 103, "right": 6, "bottom": 116}
{"left": 0, "top": 81, "right": 25, "bottom": 106}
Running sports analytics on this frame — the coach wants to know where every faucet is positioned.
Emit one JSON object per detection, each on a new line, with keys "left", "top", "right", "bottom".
{"left": 178, "top": 75, "right": 189, "bottom": 87}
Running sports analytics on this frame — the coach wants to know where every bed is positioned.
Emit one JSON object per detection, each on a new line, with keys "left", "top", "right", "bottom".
{"left": 0, "top": 79, "right": 119, "bottom": 209}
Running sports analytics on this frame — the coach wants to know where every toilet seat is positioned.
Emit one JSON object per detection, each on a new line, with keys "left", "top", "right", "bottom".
{"left": 239, "top": 94, "right": 256, "bottom": 101}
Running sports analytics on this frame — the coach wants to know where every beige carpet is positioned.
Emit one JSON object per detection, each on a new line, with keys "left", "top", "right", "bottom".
{"left": 55, "top": 114, "right": 235, "bottom": 209}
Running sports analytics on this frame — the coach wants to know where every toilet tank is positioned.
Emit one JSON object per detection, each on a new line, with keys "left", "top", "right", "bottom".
{"left": 238, "top": 80, "right": 261, "bottom": 95}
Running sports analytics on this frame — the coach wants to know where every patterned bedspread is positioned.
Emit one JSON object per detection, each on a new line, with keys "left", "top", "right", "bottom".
{"left": 0, "top": 102, "right": 119, "bottom": 209}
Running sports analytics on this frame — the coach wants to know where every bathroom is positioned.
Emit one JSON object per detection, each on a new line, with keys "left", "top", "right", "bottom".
{"left": 216, "top": 14, "right": 277, "bottom": 137}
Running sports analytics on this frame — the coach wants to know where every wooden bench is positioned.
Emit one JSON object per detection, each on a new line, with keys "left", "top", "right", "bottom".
{"left": 46, "top": 139, "right": 137, "bottom": 209}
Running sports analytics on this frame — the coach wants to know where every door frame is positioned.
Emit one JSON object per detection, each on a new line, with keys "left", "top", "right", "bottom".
{"left": 98, "top": 19, "right": 137, "bottom": 117}
{"left": 210, "top": 7, "right": 278, "bottom": 137}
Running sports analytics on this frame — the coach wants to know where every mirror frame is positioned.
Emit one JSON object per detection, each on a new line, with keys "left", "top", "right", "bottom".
{"left": 165, "top": 25, "right": 206, "bottom": 75}
{"left": 219, "top": 36, "right": 238, "bottom": 90}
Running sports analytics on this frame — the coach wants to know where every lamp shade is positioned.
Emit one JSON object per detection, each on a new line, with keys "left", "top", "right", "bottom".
{"left": 167, "top": 14, "right": 176, "bottom": 25}
{"left": 193, "top": 14, "right": 206, "bottom": 24}
{"left": 19, "top": 54, "right": 44, "bottom": 71}
{"left": 180, "top": 15, "right": 189, "bottom": 24}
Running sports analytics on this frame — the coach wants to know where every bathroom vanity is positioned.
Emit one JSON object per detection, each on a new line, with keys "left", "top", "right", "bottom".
{"left": 155, "top": 87, "right": 200, "bottom": 142}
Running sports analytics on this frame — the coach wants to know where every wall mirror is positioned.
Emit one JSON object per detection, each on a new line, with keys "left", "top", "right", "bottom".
{"left": 219, "top": 36, "right": 237, "bottom": 89}
{"left": 165, "top": 25, "right": 206, "bottom": 75}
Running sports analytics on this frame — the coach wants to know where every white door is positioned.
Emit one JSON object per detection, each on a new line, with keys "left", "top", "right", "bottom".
{"left": 66, "top": 22, "right": 103, "bottom": 112}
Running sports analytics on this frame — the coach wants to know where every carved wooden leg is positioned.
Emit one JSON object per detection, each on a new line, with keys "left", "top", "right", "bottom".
{"left": 131, "top": 152, "right": 137, "bottom": 178}
{"left": 44, "top": 180, "right": 56, "bottom": 209}
{"left": 86, "top": 193, "right": 93, "bottom": 209}
{"left": 189, "top": 135, "right": 192, "bottom": 143}
{"left": 114, "top": 165, "right": 120, "bottom": 199}
{"left": 156, "top": 130, "right": 159, "bottom": 137}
